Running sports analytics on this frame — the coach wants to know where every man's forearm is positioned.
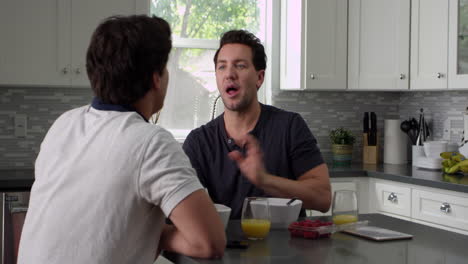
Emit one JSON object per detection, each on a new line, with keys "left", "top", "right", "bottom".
{"left": 258, "top": 165, "right": 331, "bottom": 212}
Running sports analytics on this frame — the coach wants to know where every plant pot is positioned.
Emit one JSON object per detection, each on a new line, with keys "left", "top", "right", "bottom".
{"left": 332, "top": 144, "right": 353, "bottom": 167}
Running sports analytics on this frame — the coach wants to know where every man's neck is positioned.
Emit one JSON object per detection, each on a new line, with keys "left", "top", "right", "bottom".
{"left": 224, "top": 102, "right": 261, "bottom": 144}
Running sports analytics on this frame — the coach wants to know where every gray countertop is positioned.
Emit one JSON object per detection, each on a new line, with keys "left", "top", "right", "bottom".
{"left": 0, "top": 169, "right": 35, "bottom": 192}
{"left": 330, "top": 163, "right": 468, "bottom": 193}
{"left": 1, "top": 163, "right": 468, "bottom": 194}
{"left": 164, "top": 213, "right": 468, "bottom": 264}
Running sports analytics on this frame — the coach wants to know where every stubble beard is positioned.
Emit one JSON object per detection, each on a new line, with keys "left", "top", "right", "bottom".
{"left": 222, "top": 94, "right": 252, "bottom": 112}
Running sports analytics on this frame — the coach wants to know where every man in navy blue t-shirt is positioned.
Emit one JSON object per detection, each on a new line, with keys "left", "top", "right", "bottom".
{"left": 183, "top": 30, "right": 331, "bottom": 219}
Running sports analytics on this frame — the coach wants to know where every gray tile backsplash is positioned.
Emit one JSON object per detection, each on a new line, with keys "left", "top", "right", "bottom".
{"left": 274, "top": 91, "right": 468, "bottom": 163}
{"left": 0, "top": 87, "right": 93, "bottom": 168}
{"left": 1, "top": 86, "right": 468, "bottom": 168}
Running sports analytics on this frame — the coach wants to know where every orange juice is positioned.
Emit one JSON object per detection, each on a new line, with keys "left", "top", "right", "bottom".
{"left": 241, "top": 219, "right": 271, "bottom": 239}
{"left": 332, "top": 214, "right": 358, "bottom": 225}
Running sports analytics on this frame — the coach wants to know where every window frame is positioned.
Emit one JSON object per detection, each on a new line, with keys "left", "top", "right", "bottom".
{"left": 150, "top": 0, "right": 280, "bottom": 141}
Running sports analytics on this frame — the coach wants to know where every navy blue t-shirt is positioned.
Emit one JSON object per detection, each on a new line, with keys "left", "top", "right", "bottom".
{"left": 182, "top": 104, "right": 324, "bottom": 219}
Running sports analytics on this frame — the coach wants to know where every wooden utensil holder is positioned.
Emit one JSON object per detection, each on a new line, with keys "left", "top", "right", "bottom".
{"left": 363, "top": 133, "right": 379, "bottom": 164}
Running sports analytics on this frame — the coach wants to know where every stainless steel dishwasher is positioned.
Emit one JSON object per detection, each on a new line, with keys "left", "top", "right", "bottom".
{"left": 1, "top": 192, "right": 29, "bottom": 264}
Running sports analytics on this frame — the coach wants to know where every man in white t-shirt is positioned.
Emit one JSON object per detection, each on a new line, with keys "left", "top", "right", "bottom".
{"left": 18, "top": 15, "right": 226, "bottom": 264}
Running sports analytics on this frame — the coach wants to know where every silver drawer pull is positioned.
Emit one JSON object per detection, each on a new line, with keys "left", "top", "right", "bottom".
{"left": 388, "top": 192, "right": 398, "bottom": 203}
{"left": 440, "top": 203, "right": 451, "bottom": 213}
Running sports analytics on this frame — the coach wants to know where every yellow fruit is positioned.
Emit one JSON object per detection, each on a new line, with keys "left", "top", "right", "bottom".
{"left": 442, "top": 160, "right": 450, "bottom": 168}
{"left": 460, "top": 165, "right": 468, "bottom": 173}
{"left": 452, "top": 155, "right": 465, "bottom": 163}
{"left": 440, "top": 152, "right": 452, "bottom": 159}
{"left": 440, "top": 152, "right": 460, "bottom": 159}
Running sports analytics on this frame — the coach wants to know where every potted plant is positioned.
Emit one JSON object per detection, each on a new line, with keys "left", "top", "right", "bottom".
{"left": 329, "top": 127, "right": 356, "bottom": 167}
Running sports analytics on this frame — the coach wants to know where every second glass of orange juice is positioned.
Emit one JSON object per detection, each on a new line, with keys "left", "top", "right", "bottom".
{"left": 332, "top": 190, "right": 358, "bottom": 225}
{"left": 241, "top": 197, "right": 271, "bottom": 240}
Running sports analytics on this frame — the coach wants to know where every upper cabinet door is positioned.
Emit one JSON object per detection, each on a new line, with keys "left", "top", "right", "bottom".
{"left": 280, "top": 0, "right": 347, "bottom": 90}
{"left": 70, "top": 0, "right": 147, "bottom": 87}
{"left": 304, "top": 0, "right": 347, "bottom": 90}
{"left": 0, "top": 0, "right": 69, "bottom": 86}
{"left": 411, "top": 0, "right": 449, "bottom": 90}
{"left": 448, "top": 0, "right": 468, "bottom": 89}
{"left": 348, "top": 0, "right": 410, "bottom": 90}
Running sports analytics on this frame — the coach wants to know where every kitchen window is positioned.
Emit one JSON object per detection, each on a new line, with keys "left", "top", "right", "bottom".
{"left": 150, "top": 0, "right": 276, "bottom": 141}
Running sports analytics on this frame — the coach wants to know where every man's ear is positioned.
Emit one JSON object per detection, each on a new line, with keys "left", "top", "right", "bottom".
{"left": 256, "top": 70, "right": 265, "bottom": 90}
{"left": 152, "top": 72, "right": 161, "bottom": 92}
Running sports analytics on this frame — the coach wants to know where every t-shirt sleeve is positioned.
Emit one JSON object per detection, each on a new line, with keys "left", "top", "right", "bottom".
{"left": 289, "top": 114, "right": 325, "bottom": 178}
{"left": 138, "top": 128, "right": 203, "bottom": 217}
{"left": 182, "top": 131, "right": 207, "bottom": 187}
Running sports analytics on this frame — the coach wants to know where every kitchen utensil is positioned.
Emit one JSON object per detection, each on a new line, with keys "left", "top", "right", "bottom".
{"left": 363, "top": 112, "right": 370, "bottom": 134}
{"left": 410, "top": 118, "right": 419, "bottom": 144}
{"left": 369, "top": 112, "right": 377, "bottom": 146}
{"left": 415, "top": 109, "right": 426, "bottom": 146}
{"left": 286, "top": 197, "right": 298, "bottom": 206}
{"left": 400, "top": 119, "right": 415, "bottom": 145}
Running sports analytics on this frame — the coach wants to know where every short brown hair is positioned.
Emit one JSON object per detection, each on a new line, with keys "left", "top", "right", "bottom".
{"left": 86, "top": 15, "right": 172, "bottom": 105}
{"left": 213, "top": 30, "right": 266, "bottom": 71}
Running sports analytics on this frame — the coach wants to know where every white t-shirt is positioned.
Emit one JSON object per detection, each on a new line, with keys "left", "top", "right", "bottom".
{"left": 18, "top": 105, "right": 203, "bottom": 264}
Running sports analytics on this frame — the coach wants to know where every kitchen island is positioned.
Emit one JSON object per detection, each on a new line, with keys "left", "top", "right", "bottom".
{"left": 163, "top": 214, "right": 468, "bottom": 264}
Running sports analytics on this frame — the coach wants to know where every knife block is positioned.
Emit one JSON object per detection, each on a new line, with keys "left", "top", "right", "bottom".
{"left": 363, "top": 133, "right": 379, "bottom": 164}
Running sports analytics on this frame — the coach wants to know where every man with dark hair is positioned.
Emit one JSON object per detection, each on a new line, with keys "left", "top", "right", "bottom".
{"left": 18, "top": 15, "right": 225, "bottom": 264}
{"left": 183, "top": 30, "right": 331, "bottom": 219}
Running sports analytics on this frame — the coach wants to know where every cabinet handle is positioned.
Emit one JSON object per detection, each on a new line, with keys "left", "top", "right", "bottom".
{"left": 440, "top": 202, "right": 451, "bottom": 214}
{"left": 310, "top": 74, "right": 316, "bottom": 80}
{"left": 387, "top": 192, "right": 398, "bottom": 203}
{"left": 399, "top": 74, "right": 405, "bottom": 80}
{"left": 436, "top": 72, "right": 443, "bottom": 79}
{"left": 75, "top": 68, "right": 81, "bottom": 74}
{"left": 61, "top": 67, "right": 69, "bottom": 75}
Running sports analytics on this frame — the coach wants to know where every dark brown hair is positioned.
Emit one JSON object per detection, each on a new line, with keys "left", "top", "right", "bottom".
{"left": 86, "top": 15, "right": 172, "bottom": 105}
{"left": 213, "top": 30, "right": 266, "bottom": 71}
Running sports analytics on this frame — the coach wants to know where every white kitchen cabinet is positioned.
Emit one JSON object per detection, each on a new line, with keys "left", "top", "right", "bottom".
{"left": 348, "top": 0, "right": 410, "bottom": 90}
{"left": 0, "top": 0, "right": 148, "bottom": 87}
{"left": 308, "top": 177, "right": 369, "bottom": 217}
{"left": 0, "top": 0, "right": 65, "bottom": 86}
{"left": 448, "top": 0, "right": 468, "bottom": 88}
{"left": 410, "top": 0, "right": 449, "bottom": 90}
{"left": 370, "top": 179, "right": 411, "bottom": 220}
{"left": 369, "top": 178, "right": 468, "bottom": 235}
{"left": 280, "top": 0, "right": 347, "bottom": 90}
{"left": 412, "top": 187, "right": 468, "bottom": 232}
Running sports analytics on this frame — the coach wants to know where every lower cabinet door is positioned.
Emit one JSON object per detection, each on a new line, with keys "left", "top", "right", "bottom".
{"left": 412, "top": 188, "right": 468, "bottom": 231}
{"left": 374, "top": 181, "right": 411, "bottom": 218}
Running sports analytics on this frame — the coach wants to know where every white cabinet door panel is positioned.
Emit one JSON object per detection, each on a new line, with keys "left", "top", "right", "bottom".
{"left": 411, "top": 0, "right": 449, "bottom": 89}
{"left": 374, "top": 181, "right": 411, "bottom": 217}
{"left": 0, "top": 0, "right": 69, "bottom": 86}
{"left": 348, "top": 0, "right": 409, "bottom": 90}
{"left": 412, "top": 188, "right": 468, "bottom": 231}
{"left": 304, "top": 0, "right": 347, "bottom": 90}
{"left": 70, "top": 0, "right": 141, "bottom": 87}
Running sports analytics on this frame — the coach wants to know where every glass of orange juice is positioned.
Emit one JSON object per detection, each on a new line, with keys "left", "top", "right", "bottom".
{"left": 332, "top": 190, "right": 358, "bottom": 225}
{"left": 241, "top": 197, "right": 271, "bottom": 240}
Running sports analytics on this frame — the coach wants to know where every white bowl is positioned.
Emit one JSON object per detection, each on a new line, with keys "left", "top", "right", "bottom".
{"left": 423, "top": 141, "right": 448, "bottom": 158}
{"left": 267, "top": 198, "right": 303, "bottom": 229}
{"left": 214, "top": 204, "right": 231, "bottom": 230}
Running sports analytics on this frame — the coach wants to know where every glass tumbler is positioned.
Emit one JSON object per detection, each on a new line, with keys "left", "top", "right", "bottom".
{"left": 241, "top": 197, "right": 271, "bottom": 240}
{"left": 332, "top": 190, "right": 358, "bottom": 225}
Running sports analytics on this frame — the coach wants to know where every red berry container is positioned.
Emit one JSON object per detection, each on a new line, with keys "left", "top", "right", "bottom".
{"left": 287, "top": 219, "right": 333, "bottom": 239}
